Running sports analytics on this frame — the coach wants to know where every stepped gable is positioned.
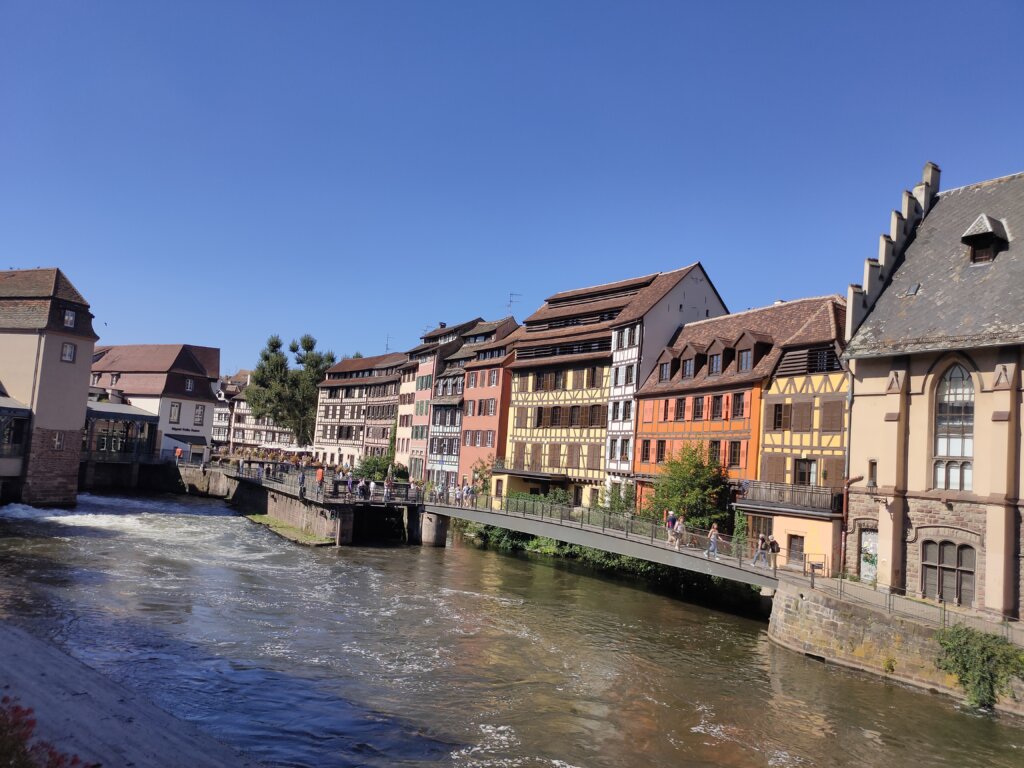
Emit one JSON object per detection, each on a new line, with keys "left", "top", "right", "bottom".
{"left": 847, "top": 170, "right": 1024, "bottom": 358}
{"left": 638, "top": 295, "right": 845, "bottom": 395}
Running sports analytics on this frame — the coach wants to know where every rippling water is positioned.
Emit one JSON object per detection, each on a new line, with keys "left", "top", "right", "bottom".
{"left": 0, "top": 494, "right": 1021, "bottom": 767}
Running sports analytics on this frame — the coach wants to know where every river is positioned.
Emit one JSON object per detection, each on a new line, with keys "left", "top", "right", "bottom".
{"left": 0, "top": 494, "right": 1020, "bottom": 767}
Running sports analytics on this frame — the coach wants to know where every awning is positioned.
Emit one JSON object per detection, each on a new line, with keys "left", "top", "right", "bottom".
{"left": 165, "top": 433, "right": 208, "bottom": 446}
{"left": 0, "top": 395, "right": 30, "bottom": 418}
{"left": 86, "top": 402, "right": 159, "bottom": 424}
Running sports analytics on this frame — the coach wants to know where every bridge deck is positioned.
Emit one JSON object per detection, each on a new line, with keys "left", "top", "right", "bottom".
{"left": 425, "top": 498, "right": 780, "bottom": 589}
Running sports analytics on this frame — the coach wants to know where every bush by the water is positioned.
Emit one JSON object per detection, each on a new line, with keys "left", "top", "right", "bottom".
{"left": 0, "top": 696, "right": 94, "bottom": 767}
{"left": 935, "top": 624, "right": 1024, "bottom": 709}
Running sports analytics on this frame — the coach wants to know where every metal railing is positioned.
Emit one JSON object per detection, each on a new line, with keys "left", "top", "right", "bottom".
{"left": 222, "top": 464, "right": 422, "bottom": 505}
{"left": 739, "top": 480, "right": 840, "bottom": 512}
{"left": 428, "top": 492, "right": 827, "bottom": 581}
{"left": 818, "top": 574, "right": 1024, "bottom": 647}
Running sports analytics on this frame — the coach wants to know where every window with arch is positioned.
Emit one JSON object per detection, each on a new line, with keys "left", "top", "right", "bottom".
{"left": 921, "top": 539, "right": 975, "bottom": 606}
{"left": 933, "top": 364, "right": 973, "bottom": 491}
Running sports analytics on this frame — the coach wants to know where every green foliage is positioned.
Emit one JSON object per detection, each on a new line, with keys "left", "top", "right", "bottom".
{"left": 469, "top": 455, "right": 494, "bottom": 492}
{"left": 935, "top": 624, "right": 1024, "bottom": 709}
{"left": 246, "top": 334, "right": 336, "bottom": 447}
{"left": 732, "top": 509, "right": 748, "bottom": 558}
{"left": 508, "top": 488, "right": 572, "bottom": 506}
{"left": 883, "top": 656, "right": 897, "bottom": 675}
{"left": 601, "top": 483, "right": 637, "bottom": 514}
{"left": 354, "top": 453, "right": 391, "bottom": 481}
{"left": 643, "top": 443, "right": 731, "bottom": 529}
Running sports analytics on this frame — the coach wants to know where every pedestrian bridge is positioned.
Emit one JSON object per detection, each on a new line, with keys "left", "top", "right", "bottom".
{"left": 423, "top": 496, "right": 783, "bottom": 590}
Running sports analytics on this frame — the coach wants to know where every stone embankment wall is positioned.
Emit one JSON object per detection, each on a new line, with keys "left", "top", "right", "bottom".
{"left": 769, "top": 579, "right": 1024, "bottom": 716}
{"left": 175, "top": 467, "right": 345, "bottom": 542}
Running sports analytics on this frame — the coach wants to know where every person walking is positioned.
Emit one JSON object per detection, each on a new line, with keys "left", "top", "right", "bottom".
{"left": 666, "top": 510, "right": 678, "bottom": 547}
{"left": 752, "top": 533, "right": 769, "bottom": 568}
{"left": 455, "top": 485, "right": 463, "bottom": 507}
{"left": 768, "top": 535, "right": 780, "bottom": 570}
{"left": 298, "top": 468, "right": 306, "bottom": 500}
{"left": 369, "top": 479, "right": 378, "bottom": 500}
{"left": 704, "top": 522, "right": 720, "bottom": 560}
{"left": 315, "top": 466, "right": 325, "bottom": 498}
{"left": 672, "top": 515, "right": 686, "bottom": 551}
{"left": 347, "top": 472, "right": 354, "bottom": 496}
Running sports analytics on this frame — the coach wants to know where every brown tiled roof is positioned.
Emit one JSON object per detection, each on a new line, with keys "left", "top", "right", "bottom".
{"left": 518, "top": 265, "right": 709, "bottom": 352}
{"left": 92, "top": 345, "right": 218, "bottom": 377}
{"left": 464, "top": 352, "right": 513, "bottom": 370}
{"left": 507, "top": 350, "right": 611, "bottom": 371}
{"left": 325, "top": 352, "right": 406, "bottom": 375}
{"left": 514, "top": 326, "right": 611, "bottom": 347}
{"left": 782, "top": 300, "right": 847, "bottom": 349}
{"left": 612, "top": 264, "right": 704, "bottom": 326}
{"left": 421, "top": 318, "right": 482, "bottom": 341}
{"left": 0, "top": 268, "right": 88, "bottom": 304}
{"left": 461, "top": 316, "right": 515, "bottom": 336}
{"left": 544, "top": 273, "right": 658, "bottom": 303}
{"left": 0, "top": 299, "right": 52, "bottom": 329}
{"left": 637, "top": 296, "right": 845, "bottom": 396}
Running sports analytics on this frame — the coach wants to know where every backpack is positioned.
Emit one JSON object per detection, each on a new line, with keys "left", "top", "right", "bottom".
{"left": 770, "top": 540, "right": 780, "bottom": 553}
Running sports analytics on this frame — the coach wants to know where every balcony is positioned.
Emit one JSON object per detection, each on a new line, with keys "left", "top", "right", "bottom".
{"left": 737, "top": 480, "right": 842, "bottom": 514}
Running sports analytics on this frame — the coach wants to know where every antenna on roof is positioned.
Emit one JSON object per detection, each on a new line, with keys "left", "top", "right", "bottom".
{"left": 385, "top": 334, "right": 393, "bottom": 352}
{"left": 507, "top": 292, "right": 521, "bottom": 313}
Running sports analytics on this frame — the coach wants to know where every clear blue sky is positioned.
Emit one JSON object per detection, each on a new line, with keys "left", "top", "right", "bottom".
{"left": 2, "top": 1, "right": 1022, "bottom": 375}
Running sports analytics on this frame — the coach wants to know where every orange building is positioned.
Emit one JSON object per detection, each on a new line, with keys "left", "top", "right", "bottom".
{"left": 633, "top": 297, "right": 843, "bottom": 508}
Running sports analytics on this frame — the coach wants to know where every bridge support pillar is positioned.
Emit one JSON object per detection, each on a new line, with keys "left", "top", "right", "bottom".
{"left": 405, "top": 505, "right": 423, "bottom": 544}
{"left": 420, "top": 510, "right": 449, "bottom": 547}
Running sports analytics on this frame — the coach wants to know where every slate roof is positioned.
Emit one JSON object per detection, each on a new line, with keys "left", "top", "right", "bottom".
{"left": 636, "top": 296, "right": 846, "bottom": 396}
{"left": 847, "top": 171, "right": 1024, "bottom": 358}
{"left": 421, "top": 318, "right": 482, "bottom": 341}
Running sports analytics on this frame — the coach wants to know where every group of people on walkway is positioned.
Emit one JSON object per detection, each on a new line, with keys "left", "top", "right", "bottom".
{"left": 663, "top": 511, "right": 780, "bottom": 568}
{"left": 431, "top": 483, "right": 478, "bottom": 507}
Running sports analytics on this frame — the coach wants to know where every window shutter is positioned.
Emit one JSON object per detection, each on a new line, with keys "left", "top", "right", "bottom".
{"left": 822, "top": 400, "right": 843, "bottom": 432}
{"left": 588, "top": 443, "right": 601, "bottom": 469}
{"left": 761, "top": 454, "right": 785, "bottom": 483}
{"left": 723, "top": 394, "right": 731, "bottom": 420}
{"left": 580, "top": 406, "right": 590, "bottom": 428}
{"left": 531, "top": 443, "right": 542, "bottom": 470}
{"left": 548, "top": 443, "right": 561, "bottom": 468}
{"left": 594, "top": 366, "right": 605, "bottom": 389}
{"left": 739, "top": 440, "right": 747, "bottom": 469}
{"left": 782, "top": 403, "right": 793, "bottom": 431}
{"left": 822, "top": 456, "right": 845, "bottom": 487}
{"left": 515, "top": 407, "right": 526, "bottom": 428}
{"left": 599, "top": 404, "right": 608, "bottom": 424}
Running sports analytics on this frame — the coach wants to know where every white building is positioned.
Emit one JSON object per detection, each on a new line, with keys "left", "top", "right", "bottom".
{"left": 604, "top": 264, "right": 728, "bottom": 495}
{"left": 91, "top": 344, "right": 219, "bottom": 461}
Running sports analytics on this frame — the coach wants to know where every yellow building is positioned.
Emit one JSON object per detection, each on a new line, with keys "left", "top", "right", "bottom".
{"left": 733, "top": 297, "right": 848, "bottom": 575}
{"left": 491, "top": 270, "right": 722, "bottom": 507}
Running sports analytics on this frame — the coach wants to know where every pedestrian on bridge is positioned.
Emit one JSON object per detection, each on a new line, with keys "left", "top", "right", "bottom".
{"left": 672, "top": 514, "right": 686, "bottom": 551}
{"left": 316, "top": 467, "right": 325, "bottom": 498}
{"left": 370, "top": 479, "right": 378, "bottom": 500}
{"left": 704, "top": 523, "right": 720, "bottom": 561}
{"left": 752, "top": 534, "right": 769, "bottom": 568}
{"left": 455, "top": 486, "right": 463, "bottom": 507}
{"left": 666, "top": 511, "right": 678, "bottom": 547}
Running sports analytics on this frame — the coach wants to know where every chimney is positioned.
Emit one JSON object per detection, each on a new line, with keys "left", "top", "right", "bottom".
{"left": 439, "top": 322, "right": 447, "bottom": 329}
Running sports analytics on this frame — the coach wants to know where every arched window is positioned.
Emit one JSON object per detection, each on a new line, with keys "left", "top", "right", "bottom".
{"left": 933, "top": 365, "right": 973, "bottom": 491}
{"left": 921, "top": 539, "right": 976, "bottom": 606}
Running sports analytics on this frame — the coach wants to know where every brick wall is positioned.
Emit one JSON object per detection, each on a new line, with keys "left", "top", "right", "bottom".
{"left": 21, "top": 427, "right": 82, "bottom": 507}
{"left": 904, "top": 497, "right": 988, "bottom": 608}
{"left": 768, "top": 579, "right": 1024, "bottom": 715}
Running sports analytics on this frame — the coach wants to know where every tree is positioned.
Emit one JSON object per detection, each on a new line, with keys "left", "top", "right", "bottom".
{"left": 601, "top": 483, "right": 637, "bottom": 515}
{"left": 470, "top": 455, "right": 494, "bottom": 492}
{"left": 246, "top": 334, "right": 335, "bottom": 447}
{"left": 354, "top": 453, "right": 391, "bottom": 481}
{"left": 643, "top": 443, "right": 731, "bottom": 530}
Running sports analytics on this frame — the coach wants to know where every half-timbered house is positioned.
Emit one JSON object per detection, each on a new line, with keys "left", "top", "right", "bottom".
{"left": 492, "top": 269, "right": 721, "bottom": 507}
{"left": 634, "top": 296, "right": 844, "bottom": 535}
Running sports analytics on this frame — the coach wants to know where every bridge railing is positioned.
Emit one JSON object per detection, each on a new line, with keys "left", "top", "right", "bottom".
{"left": 222, "top": 464, "right": 422, "bottom": 505}
{"left": 431, "top": 492, "right": 827, "bottom": 580}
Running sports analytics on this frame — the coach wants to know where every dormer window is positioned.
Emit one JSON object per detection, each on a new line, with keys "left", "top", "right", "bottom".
{"left": 709, "top": 354, "right": 722, "bottom": 375}
{"left": 63, "top": 309, "right": 76, "bottom": 328}
{"left": 185, "top": 378, "right": 195, "bottom": 392}
{"left": 961, "top": 213, "right": 1009, "bottom": 264}
{"left": 738, "top": 349, "right": 752, "bottom": 371}
{"left": 682, "top": 359, "right": 695, "bottom": 378}
{"left": 658, "top": 362, "right": 671, "bottom": 382}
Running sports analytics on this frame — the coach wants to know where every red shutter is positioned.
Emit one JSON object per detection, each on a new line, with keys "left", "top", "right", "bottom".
{"left": 723, "top": 394, "right": 731, "bottom": 420}
{"left": 739, "top": 441, "right": 748, "bottom": 471}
